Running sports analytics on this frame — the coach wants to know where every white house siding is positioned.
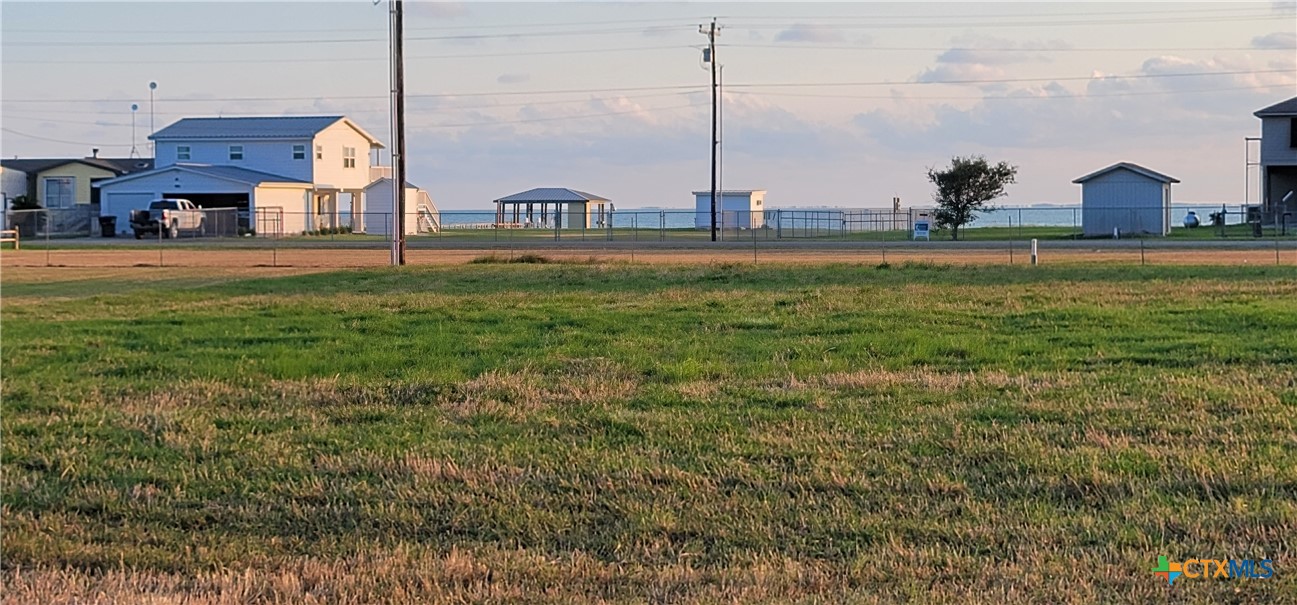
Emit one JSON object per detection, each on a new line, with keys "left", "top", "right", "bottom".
{"left": 362, "top": 180, "right": 420, "bottom": 236}
{"left": 311, "top": 122, "right": 375, "bottom": 190}
{"left": 100, "top": 192, "right": 155, "bottom": 235}
{"left": 1, "top": 167, "right": 27, "bottom": 201}
{"left": 155, "top": 139, "right": 314, "bottom": 181}
{"left": 252, "top": 186, "right": 312, "bottom": 236}
{"left": 1080, "top": 170, "right": 1169, "bottom": 236}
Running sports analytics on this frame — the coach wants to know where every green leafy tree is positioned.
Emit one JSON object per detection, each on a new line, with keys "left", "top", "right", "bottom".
{"left": 927, "top": 156, "right": 1017, "bottom": 241}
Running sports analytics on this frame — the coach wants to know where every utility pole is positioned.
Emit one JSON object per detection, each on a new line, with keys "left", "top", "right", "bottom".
{"left": 389, "top": 0, "right": 407, "bottom": 265}
{"left": 700, "top": 18, "right": 719, "bottom": 242}
{"left": 148, "top": 81, "right": 157, "bottom": 159}
{"left": 129, "top": 104, "right": 139, "bottom": 159}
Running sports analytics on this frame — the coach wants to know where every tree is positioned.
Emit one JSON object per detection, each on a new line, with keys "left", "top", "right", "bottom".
{"left": 927, "top": 156, "right": 1017, "bottom": 241}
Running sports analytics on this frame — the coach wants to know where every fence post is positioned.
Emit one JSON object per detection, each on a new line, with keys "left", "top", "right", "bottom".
{"left": 1140, "top": 239, "right": 1145, "bottom": 266}
{"left": 45, "top": 210, "right": 51, "bottom": 268}
{"left": 158, "top": 216, "right": 164, "bottom": 268}
{"left": 1030, "top": 238, "right": 1038, "bottom": 266}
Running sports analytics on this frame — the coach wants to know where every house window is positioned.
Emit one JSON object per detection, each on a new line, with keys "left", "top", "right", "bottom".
{"left": 293, "top": 144, "right": 306, "bottom": 160}
{"left": 229, "top": 145, "right": 244, "bottom": 161}
{"left": 343, "top": 146, "right": 356, "bottom": 168}
{"left": 315, "top": 144, "right": 323, "bottom": 160}
{"left": 43, "top": 177, "right": 75, "bottom": 208}
{"left": 177, "top": 146, "right": 190, "bottom": 161}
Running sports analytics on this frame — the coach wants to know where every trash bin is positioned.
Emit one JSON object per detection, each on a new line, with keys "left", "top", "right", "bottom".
{"left": 98, "top": 216, "right": 117, "bottom": 237}
{"left": 1251, "top": 221, "right": 1263, "bottom": 238}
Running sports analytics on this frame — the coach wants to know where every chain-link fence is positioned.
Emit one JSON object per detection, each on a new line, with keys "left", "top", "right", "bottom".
{"left": 3, "top": 203, "right": 1294, "bottom": 269}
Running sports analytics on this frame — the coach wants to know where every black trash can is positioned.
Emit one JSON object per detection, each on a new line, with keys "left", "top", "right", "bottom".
{"left": 1251, "top": 221, "right": 1263, "bottom": 238}
{"left": 98, "top": 216, "right": 117, "bottom": 237}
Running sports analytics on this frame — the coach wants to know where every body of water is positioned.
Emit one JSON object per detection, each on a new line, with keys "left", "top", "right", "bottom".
{"left": 436, "top": 204, "right": 1252, "bottom": 230}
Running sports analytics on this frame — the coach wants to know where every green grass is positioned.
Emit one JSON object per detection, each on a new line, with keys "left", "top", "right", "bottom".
{"left": 3, "top": 263, "right": 1295, "bottom": 603}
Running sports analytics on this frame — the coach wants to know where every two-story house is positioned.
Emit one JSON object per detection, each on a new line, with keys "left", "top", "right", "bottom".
{"left": 95, "top": 115, "right": 387, "bottom": 236}
{"left": 1254, "top": 97, "right": 1297, "bottom": 222}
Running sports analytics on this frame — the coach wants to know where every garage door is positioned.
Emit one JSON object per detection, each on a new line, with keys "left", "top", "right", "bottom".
{"left": 103, "top": 192, "right": 155, "bottom": 235}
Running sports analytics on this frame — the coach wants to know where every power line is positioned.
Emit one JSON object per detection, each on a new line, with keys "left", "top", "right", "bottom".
{"left": 5, "top": 69, "right": 1283, "bottom": 106}
{"left": 725, "top": 69, "right": 1297, "bottom": 89}
{"left": 0, "top": 91, "right": 700, "bottom": 119}
{"left": 718, "top": 5, "right": 1292, "bottom": 21}
{"left": 725, "top": 82, "right": 1297, "bottom": 102}
{"left": 2, "top": 25, "right": 689, "bottom": 48}
{"left": 0, "top": 127, "right": 131, "bottom": 148}
{"left": 2, "top": 16, "right": 712, "bottom": 35}
{"left": 723, "top": 43, "right": 1297, "bottom": 53}
{"left": 425, "top": 101, "right": 706, "bottom": 129}
{"left": 3, "top": 45, "right": 695, "bottom": 66}
{"left": 725, "top": 13, "right": 1296, "bottom": 30}
{"left": 1, "top": 84, "right": 708, "bottom": 105}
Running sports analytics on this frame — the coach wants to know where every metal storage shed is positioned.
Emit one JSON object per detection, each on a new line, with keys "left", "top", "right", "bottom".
{"left": 1073, "top": 163, "right": 1179, "bottom": 237}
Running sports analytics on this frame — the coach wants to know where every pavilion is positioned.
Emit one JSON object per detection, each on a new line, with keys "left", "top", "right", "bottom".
{"left": 493, "top": 187, "right": 611, "bottom": 229}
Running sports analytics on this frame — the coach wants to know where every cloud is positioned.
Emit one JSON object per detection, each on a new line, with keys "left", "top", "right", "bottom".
{"left": 496, "top": 73, "right": 531, "bottom": 85}
{"left": 916, "top": 63, "right": 1008, "bottom": 84}
{"left": 914, "top": 36, "right": 1062, "bottom": 86}
{"left": 855, "top": 53, "right": 1296, "bottom": 154}
{"left": 1252, "top": 31, "right": 1297, "bottom": 49}
{"left": 774, "top": 24, "right": 845, "bottom": 44}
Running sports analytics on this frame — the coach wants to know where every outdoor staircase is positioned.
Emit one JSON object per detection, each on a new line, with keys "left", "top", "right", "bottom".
{"left": 416, "top": 191, "right": 440, "bottom": 233}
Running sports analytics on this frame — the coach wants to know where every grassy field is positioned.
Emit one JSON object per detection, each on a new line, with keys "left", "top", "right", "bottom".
{"left": 3, "top": 262, "right": 1295, "bottom": 603}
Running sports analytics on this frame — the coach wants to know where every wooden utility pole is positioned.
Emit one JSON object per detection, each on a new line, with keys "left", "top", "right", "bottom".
{"left": 390, "top": 0, "right": 407, "bottom": 265}
{"left": 701, "top": 18, "right": 719, "bottom": 242}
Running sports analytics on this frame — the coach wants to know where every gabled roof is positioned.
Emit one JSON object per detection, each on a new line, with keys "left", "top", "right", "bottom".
{"left": 494, "top": 187, "right": 609, "bottom": 203}
{"left": 1072, "top": 162, "right": 1180, "bottom": 184}
{"left": 150, "top": 115, "right": 385, "bottom": 148}
{"left": 1, "top": 157, "right": 153, "bottom": 174}
{"left": 1254, "top": 96, "right": 1297, "bottom": 117}
{"left": 365, "top": 176, "right": 421, "bottom": 190}
{"left": 94, "top": 163, "right": 310, "bottom": 188}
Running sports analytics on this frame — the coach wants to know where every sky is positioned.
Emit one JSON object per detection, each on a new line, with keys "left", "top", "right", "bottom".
{"left": 2, "top": 1, "right": 1295, "bottom": 209}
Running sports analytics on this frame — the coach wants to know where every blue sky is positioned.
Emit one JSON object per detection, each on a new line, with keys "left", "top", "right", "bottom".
{"left": 2, "top": 1, "right": 1295, "bottom": 209}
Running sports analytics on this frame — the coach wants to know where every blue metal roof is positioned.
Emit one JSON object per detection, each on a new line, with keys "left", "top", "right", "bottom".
{"left": 1255, "top": 96, "right": 1297, "bottom": 117}
{"left": 176, "top": 164, "right": 309, "bottom": 184}
{"left": 95, "top": 163, "right": 310, "bottom": 188}
{"left": 150, "top": 116, "right": 348, "bottom": 140}
{"left": 494, "top": 188, "right": 609, "bottom": 203}
{"left": 1072, "top": 162, "right": 1179, "bottom": 185}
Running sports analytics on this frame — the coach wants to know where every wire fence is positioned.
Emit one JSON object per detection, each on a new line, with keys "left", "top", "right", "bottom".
{"left": 6, "top": 204, "right": 1295, "bottom": 242}
{"left": 2, "top": 204, "right": 1295, "bottom": 269}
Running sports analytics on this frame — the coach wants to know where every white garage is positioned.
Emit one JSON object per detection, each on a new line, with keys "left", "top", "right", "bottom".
{"left": 96, "top": 164, "right": 313, "bottom": 236}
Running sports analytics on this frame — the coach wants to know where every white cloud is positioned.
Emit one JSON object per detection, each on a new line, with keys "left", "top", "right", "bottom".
{"left": 1252, "top": 31, "right": 1297, "bottom": 49}
{"left": 775, "top": 24, "right": 845, "bottom": 44}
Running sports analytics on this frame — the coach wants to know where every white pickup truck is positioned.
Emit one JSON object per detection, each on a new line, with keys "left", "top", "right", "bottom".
{"left": 130, "top": 198, "right": 205, "bottom": 239}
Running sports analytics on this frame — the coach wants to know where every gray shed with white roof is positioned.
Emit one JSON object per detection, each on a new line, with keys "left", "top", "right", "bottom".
{"left": 1073, "top": 163, "right": 1179, "bottom": 237}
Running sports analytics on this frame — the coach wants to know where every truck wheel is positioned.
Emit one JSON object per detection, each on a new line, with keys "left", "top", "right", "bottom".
{"left": 134, "top": 230, "right": 143, "bottom": 240}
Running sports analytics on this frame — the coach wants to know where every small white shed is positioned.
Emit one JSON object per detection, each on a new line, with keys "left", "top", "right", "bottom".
{"left": 364, "top": 177, "right": 438, "bottom": 235}
{"left": 1073, "top": 163, "right": 1179, "bottom": 237}
{"left": 694, "top": 189, "right": 765, "bottom": 229}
